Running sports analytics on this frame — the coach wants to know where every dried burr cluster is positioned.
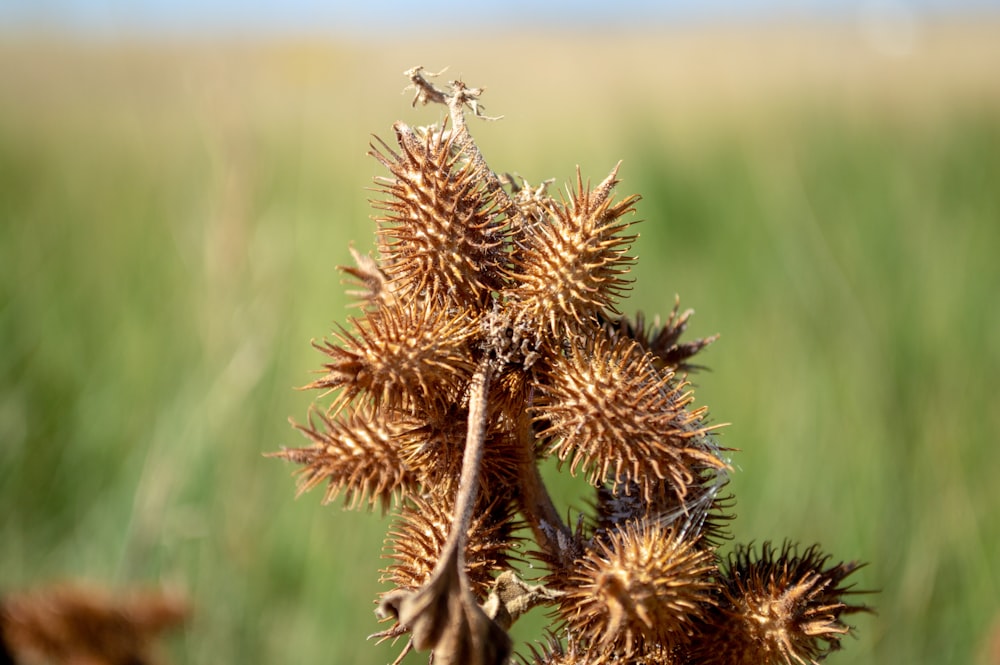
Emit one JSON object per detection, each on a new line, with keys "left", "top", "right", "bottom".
{"left": 271, "top": 68, "right": 869, "bottom": 665}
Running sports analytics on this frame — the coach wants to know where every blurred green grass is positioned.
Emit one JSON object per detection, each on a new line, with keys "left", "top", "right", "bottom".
{"left": 2, "top": 25, "right": 999, "bottom": 664}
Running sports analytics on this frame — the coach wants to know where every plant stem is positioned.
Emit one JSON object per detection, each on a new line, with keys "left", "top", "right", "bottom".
{"left": 442, "top": 360, "right": 493, "bottom": 564}
{"left": 514, "top": 411, "right": 577, "bottom": 569}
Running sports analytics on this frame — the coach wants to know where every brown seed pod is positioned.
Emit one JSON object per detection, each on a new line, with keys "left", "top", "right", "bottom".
{"left": 532, "top": 333, "right": 727, "bottom": 503}
{"left": 371, "top": 122, "right": 510, "bottom": 308}
{"left": 506, "top": 166, "right": 639, "bottom": 337}
{"left": 685, "top": 542, "right": 869, "bottom": 665}
{"left": 381, "top": 493, "right": 520, "bottom": 599}
{"left": 554, "top": 521, "right": 717, "bottom": 659}
{"left": 393, "top": 405, "right": 526, "bottom": 497}
{"left": 305, "top": 297, "right": 480, "bottom": 415}
{"left": 392, "top": 404, "right": 468, "bottom": 493}
{"left": 599, "top": 297, "right": 719, "bottom": 374}
{"left": 269, "top": 406, "right": 415, "bottom": 511}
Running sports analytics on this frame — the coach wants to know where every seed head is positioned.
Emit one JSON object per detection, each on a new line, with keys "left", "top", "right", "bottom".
{"left": 533, "top": 333, "right": 727, "bottom": 501}
{"left": 371, "top": 122, "right": 509, "bottom": 307}
{"left": 687, "top": 542, "right": 870, "bottom": 665}
{"left": 555, "top": 522, "right": 717, "bottom": 659}
{"left": 382, "top": 494, "right": 519, "bottom": 598}
{"left": 270, "top": 68, "right": 870, "bottom": 665}
{"left": 268, "top": 406, "right": 414, "bottom": 511}
{"left": 305, "top": 298, "right": 480, "bottom": 415}
{"left": 507, "top": 167, "right": 638, "bottom": 337}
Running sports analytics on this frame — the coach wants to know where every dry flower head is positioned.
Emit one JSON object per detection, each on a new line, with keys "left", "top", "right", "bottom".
{"left": 270, "top": 67, "right": 870, "bottom": 664}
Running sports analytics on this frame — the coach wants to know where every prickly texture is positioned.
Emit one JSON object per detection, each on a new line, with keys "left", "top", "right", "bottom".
{"left": 518, "top": 633, "right": 588, "bottom": 665}
{"left": 507, "top": 168, "right": 638, "bottom": 337}
{"left": 685, "top": 542, "right": 870, "bottom": 665}
{"left": 372, "top": 122, "right": 510, "bottom": 307}
{"left": 305, "top": 298, "right": 480, "bottom": 415}
{"left": 269, "top": 407, "right": 415, "bottom": 511}
{"left": 554, "top": 522, "right": 717, "bottom": 660}
{"left": 532, "top": 333, "right": 727, "bottom": 501}
{"left": 382, "top": 494, "right": 520, "bottom": 598}
{"left": 271, "top": 68, "right": 870, "bottom": 665}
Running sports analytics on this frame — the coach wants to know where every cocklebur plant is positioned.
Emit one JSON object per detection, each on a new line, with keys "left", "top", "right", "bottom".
{"left": 270, "top": 67, "right": 870, "bottom": 665}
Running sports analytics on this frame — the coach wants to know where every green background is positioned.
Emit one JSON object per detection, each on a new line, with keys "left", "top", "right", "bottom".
{"left": 2, "top": 24, "right": 999, "bottom": 664}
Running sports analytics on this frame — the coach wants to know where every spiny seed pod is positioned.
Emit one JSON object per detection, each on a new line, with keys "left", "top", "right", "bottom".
{"left": 268, "top": 407, "right": 415, "bottom": 511}
{"left": 507, "top": 167, "right": 638, "bottom": 337}
{"left": 371, "top": 122, "right": 510, "bottom": 307}
{"left": 382, "top": 494, "right": 519, "bottom": 599}
{"left": 532, "top": 333, "right": 727, "bottom": 502}
{"left": 554, "top": 522, "right": 717, "bottom": 659}
{"left": 395, "top": 409, "right": 525, "bottom": 496}
{"left": 305, "top": 297, "right": 480, "bottom": 415}
{"left": 599, "top": 299, "right": 719, "bottom": 374}
{"left": 272, "top": 69, "right": 869, "bottom": 665}
{"left": 393, "top": 404, "right": 468, "bottom": 490}
{"left": 686, "top": 542, "right": 869, "bottom": 665}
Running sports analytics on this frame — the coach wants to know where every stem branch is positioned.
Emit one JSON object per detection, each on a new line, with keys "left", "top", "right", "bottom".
{"left": 442, "top": 360, "right": 493, "bottom": 564}
{"left": 514, "top": 412, "right": 578, "bottom": 569}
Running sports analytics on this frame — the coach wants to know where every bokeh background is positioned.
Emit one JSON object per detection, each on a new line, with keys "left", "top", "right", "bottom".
{"left": 2, "top": 1, "right": 999, "bottom": 663}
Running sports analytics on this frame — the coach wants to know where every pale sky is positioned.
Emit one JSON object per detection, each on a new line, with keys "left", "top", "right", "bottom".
{"left": 3, "top": 0, "right": 999, "bottom": 37}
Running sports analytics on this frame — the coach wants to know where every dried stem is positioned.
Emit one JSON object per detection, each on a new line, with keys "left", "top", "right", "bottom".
{"left": 447, "top": 360, "right": 492, "bottom": 563}
{"left": 514, "top": 411, "right": 577, "bottom": 569}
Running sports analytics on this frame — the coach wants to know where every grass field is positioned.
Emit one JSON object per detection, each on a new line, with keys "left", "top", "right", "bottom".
{"left": 2, "top": 19, "right": 999, "bottom": 664}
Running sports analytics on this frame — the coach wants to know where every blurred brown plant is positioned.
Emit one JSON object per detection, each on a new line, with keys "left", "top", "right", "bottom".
{"left": 0, "top": 583, "right": 188, "bottom": 665}
{"left": 270, "top": 67, "right": 870, "bottom": 664}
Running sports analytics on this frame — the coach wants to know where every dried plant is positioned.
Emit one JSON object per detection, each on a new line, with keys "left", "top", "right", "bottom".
{"left": 271, "top": 67, "right": 870, "bottom": 665}
{"left": 0, "top": 582, "right": 188, "bottom": 665}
